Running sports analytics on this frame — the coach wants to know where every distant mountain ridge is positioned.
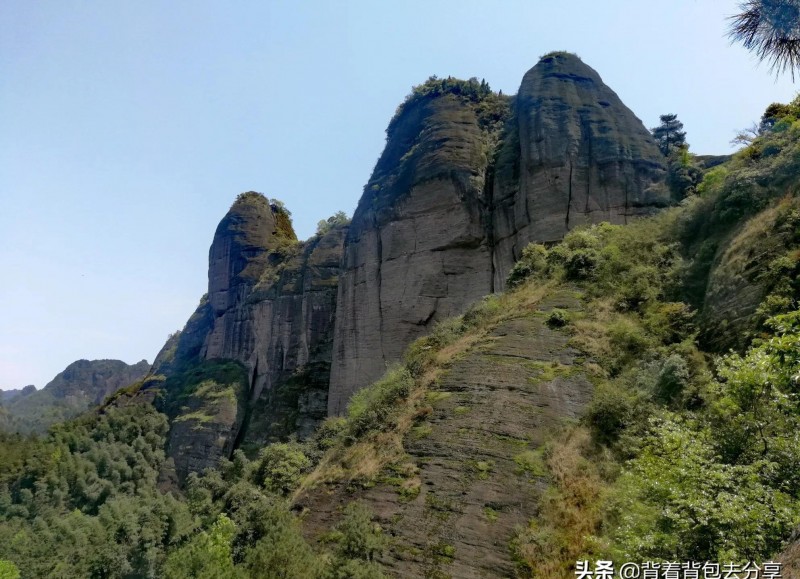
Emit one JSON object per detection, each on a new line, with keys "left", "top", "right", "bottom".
{"left": 0, "top": 386, "right": 34, "bottom": 404}
{"left": 0, "top": 359, "right": 150, "bottom": 434}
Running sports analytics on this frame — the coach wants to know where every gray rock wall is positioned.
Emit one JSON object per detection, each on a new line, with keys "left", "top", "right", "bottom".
{"left": 327, "top": 95, "right": 497, "bottom": 415}
{"left": 151, "top": 193, "right": 346, "bottom": 477}
{"left": 491, "top": 53, "right": 669, "bottom": 289}
{"left": 329, "top": 54, "right": 668, "bottom": 414}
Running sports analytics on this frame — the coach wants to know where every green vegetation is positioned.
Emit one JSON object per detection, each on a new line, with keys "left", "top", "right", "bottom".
{"left": 316, "top": 211, "right": 350, "bottom": 236}
{"left": 0, "top": 360, "right": 149, "bottom": 435}
{"left": 0, "top": 404, "right": 192, "bottom": 578}
{"left": 501, "top": 95, "right": 800, "bottom": 575}
{"left": 387, "top": 75, "right": 503, "bottom": 139}
{"left": 3, "top": 85, "right": 800, "bottom": 579}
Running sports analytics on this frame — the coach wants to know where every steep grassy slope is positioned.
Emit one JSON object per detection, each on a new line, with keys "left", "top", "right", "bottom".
{"left": 298, "top": 285, "right": 597, "bottom": 577}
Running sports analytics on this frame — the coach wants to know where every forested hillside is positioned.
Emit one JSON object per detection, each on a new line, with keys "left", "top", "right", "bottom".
{"left": 1, "top": 72, "right": 800, "bottom": 579}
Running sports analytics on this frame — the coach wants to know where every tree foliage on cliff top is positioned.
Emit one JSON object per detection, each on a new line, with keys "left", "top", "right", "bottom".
{"left": 386, "top": 75, "right": 508, "bottom": 139}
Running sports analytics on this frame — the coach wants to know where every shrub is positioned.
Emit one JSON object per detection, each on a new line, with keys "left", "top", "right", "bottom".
{"left": 0, "top": 560, "right": 20, "bottom": 579}
{"left": 546, "top": 309, "right": 569, "bottom": 328}
{"left": 345, "top": 367, "right": 413, "bottom": 440}
{"left": 653, "top": 354, "right": 691, "bottom": 404}
{"left": 585, "top": 382, "right": 638, "bottom": 444}
{"left": 507, "top": 244, "right": 549, "bottom": 288}
{"left": 256, "top": 443, "right": 311, "bottom": 496}
{"left": 608, "top": 317, "right": 652, "bottom": 366}
{"left": 334, "top": 502, "right": 386, "bottom": 562}
{"left": 564, "top": 248, "right": 599, "bottom": 280}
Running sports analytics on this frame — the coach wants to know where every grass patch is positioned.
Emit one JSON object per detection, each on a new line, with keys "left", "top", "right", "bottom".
{"left": 514, "top": 449, "right": 547, "bottom": 478}
{"left": 526, "top": 360, "right": 575, "bottom": 382}
{"left": 510, "top": 428, "right": 607, "bottom": 578}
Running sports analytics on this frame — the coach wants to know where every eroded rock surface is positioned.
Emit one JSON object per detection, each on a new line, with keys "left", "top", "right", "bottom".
{"left": 491, "top": 52, "right": 669, "bottom": 289}
{"left": 329, "top": 54, "right": 667, "bottom": 414}
{"left": 302, "top": 289, "right": 595, "bottom": 578}
{"left": 147, "top": 193, "right": 347, "bottom": 478}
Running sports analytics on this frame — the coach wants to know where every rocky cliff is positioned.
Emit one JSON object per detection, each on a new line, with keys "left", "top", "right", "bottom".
{"left": 147, "top": 54, "right": 670, "bottom": 475}
{"left": 327, "top": 78, "right": 508, "bottom": 415}
{"left": 0, "top": 359, "right": 150, "bottom": 434}
{"left": 301, "top": 288, "right": 596, "bottom": 577}
{"left": 490, "top": 52, "right": 669, "bottom": 288}
{"left": 147, "top": 192, "right": 347, "bottom": 479}
{"left": 328, "top": 53, "right": 668, "bottom": 413}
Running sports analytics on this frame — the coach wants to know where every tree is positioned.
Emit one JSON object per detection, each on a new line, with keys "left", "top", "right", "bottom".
{"left": 651, "top": 114, "right": 687, "bottom": 157}
{"left": 0, "top": 560, "right": 20, "bottom": 579}
{"left": 729, "top": 0, "right": 800, "bottom": 80}
{"left": 665, "top": 145, "right": 702, "bottom": 200}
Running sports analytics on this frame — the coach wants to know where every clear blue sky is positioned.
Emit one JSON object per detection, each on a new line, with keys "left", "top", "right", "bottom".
{"left": 0, "top": 1, "right": 796, "bottom": 390}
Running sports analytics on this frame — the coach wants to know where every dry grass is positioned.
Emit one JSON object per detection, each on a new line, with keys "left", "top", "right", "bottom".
{"left": 294, "top": 282, "right": 554, "bottom": 502}
{"left": 511, "top": 427, "right": 607, "bottom": 578}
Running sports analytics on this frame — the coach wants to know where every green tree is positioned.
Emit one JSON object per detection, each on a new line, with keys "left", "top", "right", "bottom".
{"left": 164, "top": 515, "right": 243, "bottom": 579}
{"left": 334, "top": 502, "right": 386, "bottom": 562}
{"left": 651, "top": 113, "right": 687, "bottom": 156}
{"left": 0, "top": 560, "right": 20, "bottom": 579}
{"left": 729, "top": 0, "right": 800, "bottom": 79}
{"left": 255, "top": 442, "right": 311, "bottom": 496}
{"left": 665, "top": 145, "right": 702, "bottom": 199}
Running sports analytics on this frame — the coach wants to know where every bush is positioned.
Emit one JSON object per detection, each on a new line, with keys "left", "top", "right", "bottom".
{"left": 0, "top": 560, "right": 20, "bottom": 579}
{"left": 608, "top": 318, "right": 652, "bottom": 365}
{"left": 653, "top": 354, "right": 691, "bottom": 404}
{"left": 507, "top": 244, "right": 549, "bottom": 288}
{"left": 546, "top": 309, "right": 569, "bottom": 328}
{"left": 585, "top": 382, "right": 638, "bottom": 444}
{"left": 256, "top": 443, "right": 311, "bottom": 496}
{"left": 334, "top": 502, "right": 386, "bottom": 562}
{"left": 345, "top": 367, "right": 413, "bottom": 440}
{"left": 564, "top": 248, "right": 599, "bottom": 280}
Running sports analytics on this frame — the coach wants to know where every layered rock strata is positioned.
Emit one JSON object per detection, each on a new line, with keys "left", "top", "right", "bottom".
{"left": 148, "top": 193, "right": 347, "bottom": 478}
{"left": 328, "top": 53, "right": 668, "bottom": 413}
{"left": 490, "top": 52, "right": 669, "bottom": 289}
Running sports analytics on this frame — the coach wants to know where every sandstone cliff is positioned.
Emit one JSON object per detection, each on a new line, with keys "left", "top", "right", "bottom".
{"left": 300, "top": 288, "right": 597, "bottom": 577}
{"left": 327, "top": 79, "right": 508, "bottom": 415}
{"left": 328, "top": 54, "right": 668, "bottom": 413}
{"left": 490, "top": 51, "right": 669, "bottom": 289}
{"left": 147, "top": 54, "right": 670, "bottom": 475}
{"left": 147, "top": 192, "right": 347, "bottom": 479}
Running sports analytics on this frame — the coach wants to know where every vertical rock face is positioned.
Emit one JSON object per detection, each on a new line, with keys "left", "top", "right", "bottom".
{"left": 149, "top": 192, "right": 347, "bottom": 478}
{"left": 491, "top": 52, "right": 669, "bottom": 289}
{"left": 328, "top": 57, "right": 668, "bottom": 414}
{"left": 327, "top": 84, "right": 509, "bottom": 415}
{"left": 148, "top": 55, "right": 670, "bottom": 476}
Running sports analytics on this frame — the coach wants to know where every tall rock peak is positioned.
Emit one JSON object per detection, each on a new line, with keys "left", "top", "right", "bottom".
{"left": 148, "top": 57, "right": 670, "bottom": 477}
{"left": 327, "top": 78, "right": 509, "bottom": 414}
{"left": 490, "top": 52, "right": 669, "bottom": 288}
{"left": 208, "top": 192, "right": 297, "bottom": 315}
{"left": 147, "top": 193, "right": 346, "bottom": 480}
{"left": 329, "top": 57, "right": 669, "bottom": 413}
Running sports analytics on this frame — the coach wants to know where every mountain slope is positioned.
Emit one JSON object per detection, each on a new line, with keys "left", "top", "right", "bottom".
{"left": 0, "top": 359, "right": 149, "bottom": 434}
{"left": 300, "top": 287, "right": 596, "bottom": 577}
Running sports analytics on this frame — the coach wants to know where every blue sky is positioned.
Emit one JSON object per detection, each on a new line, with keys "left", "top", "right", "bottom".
{"left": 0, "top": 1, "right": 796, "bottom": 390}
